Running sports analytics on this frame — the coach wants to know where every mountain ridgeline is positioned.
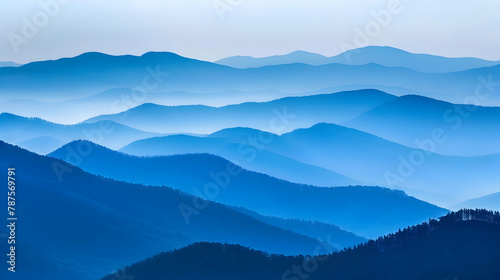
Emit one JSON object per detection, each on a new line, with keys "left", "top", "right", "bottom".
{"left": 0, "top": 112, "right": 160, "bottom": 153}
{"left": 101, "top": 209, "right": 500, "bottom": 280}
{"left": 83, "top": 89, "right": 396, "bottom": 134}
{"left": 215, "top": 46, "right": 500, "bottom": 73}
{"left": 119, "top": 122, "right": 500, "bottom": 207}
{"left": 1, "top": 46, "right": 499, "bottom": 280}
{"left": 49, "top": 140, "right": 448, "bottom": 238}
{"left": 0, "top": 141, "right": 331, "bottom": 280}
{"left": 1, "top": 48, "right": 500, "bottom": 106}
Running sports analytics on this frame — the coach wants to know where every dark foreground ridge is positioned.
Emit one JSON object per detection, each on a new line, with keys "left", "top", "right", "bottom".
{"left": 102, "top": 209, "right": 500, "bottom": 280}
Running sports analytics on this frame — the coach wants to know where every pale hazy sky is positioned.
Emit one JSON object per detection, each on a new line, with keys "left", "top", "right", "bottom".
{"left": 1, "top": 0, "right": 499, "bottom": 64}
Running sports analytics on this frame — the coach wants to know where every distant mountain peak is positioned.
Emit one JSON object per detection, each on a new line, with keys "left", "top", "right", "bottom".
{"left": 140, "top": 51, "right": 184, "bottom": 59}
{"left": 288, "top": 122, "right": 358, "bottom": 135}
{"left": 352, "top": 45, "right": 409, "bottom": 52}
{"left": 209, "top": 127, "right": 278, "bottom": 138}
{"left": 215, "top": 46, "right": 499, "bottom": 72}
{"left": 0, "top": 61, "right": 22, "bottom": 67}
{"left": 283, "top": 50, "right": 327, "bottom": 57}
{"left": 0, "top": 112, "right": 47, "bottom": 123}
{"left": 131, "top": 102, "right": 166, "bottom": 110}
{"left": 75, "top": 51, "right": 111, "bottom": 58}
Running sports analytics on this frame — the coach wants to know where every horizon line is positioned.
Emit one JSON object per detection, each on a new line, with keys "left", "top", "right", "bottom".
{"left": 4, "top": 45, "right": 499, "bottom": 65}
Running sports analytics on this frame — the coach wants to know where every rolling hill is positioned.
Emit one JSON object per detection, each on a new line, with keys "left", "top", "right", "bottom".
{"left": 0, "top": 113, "right": 160, "bottom": 152}
{"left": 100, "top": 209, "right": 500, "bottom": 280}
{"left": 216, "top": 46, "right": 500, "bottom": 73}
{"left": 83, "top": 89, "right": 397, "bottom": 134}
{"left": 82, "top": 91, "right": 500, "bottom": 159}
{"left": 263, "top": 123, "right": 500, "bottom": 204}
{"left": 329, "top": 46, "right": 500, "bottom": 73}
{"left": 2, "top": 51, "right": 500, "bottom": 105}
{"left": 49, "top": 140, "right": 447, "bottom": 238}
{"left": 0, "top": 88, "right": 289, "bottom": 124}
{"left": 0, "top": 140, "right": 326, "bottom": 280}
{"left": 0, "top": 51, "right": 233, "bottom": 101}
{"left": 0, "top": 61, "right": 21, "bottom": 67}
{"left": 454, "top": 192, "right": 500, "bottom": 211}
{"left": 120, "top": 124, "right": 500, "bottom": 207}
{"left": 344, "top": 94, "right": 500, "bottom": 156}
{"left": 215, "top": 50, "right": 329, "bottom": 68}
{"left": 119, "top": 132, "right": 360, "bottom": 187}
{"left": 229, "top": 206, "right": 367, "bottom": 249}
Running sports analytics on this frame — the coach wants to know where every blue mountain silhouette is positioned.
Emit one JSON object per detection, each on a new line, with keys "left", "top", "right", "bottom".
{"left": 0, "top": 87, "right": 288, "bottom": 124}
{"left": 83, "top": 89, "right": 396, "bottom": 134}
{"left": 216, "top": 46, "right": 500, "bottom": 73}
{"left": 0, "top": 112, "right": 159, "bottom": 152}
{"left": 344, "top": 94, "right": 500, "bottom": 156}
{"left": 0, "top": 61, "right": 21, "bottom": 67}
{"left": 49, "top": 140, "right": 447, "bottom": 238}
{"left": 228, "top": 205, "right": 367, "bottom": 249}
{"left": 120, "top": 123, "right": 500, "bottom": 207}
{"left": 215, "top": 50, "right": 329, "bottom": 68}
{"left": 0, "top": 140, "right": 328, "bottom": 280}
{"left": 118, "top": 132, "right": 360, "bottom": 187}
{"left": 455, "top": 192, "right": 500, "bottom": 211}
{"left": 100, "top": 210, "right": 500, "bottom": 280}
{"left": 2, "top": 51, "right": 500, "bottom": 105}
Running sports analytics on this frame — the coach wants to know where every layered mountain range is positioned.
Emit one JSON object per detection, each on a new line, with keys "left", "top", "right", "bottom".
{"left": 0, "top": 46, "right": 498, "bottom": 280}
